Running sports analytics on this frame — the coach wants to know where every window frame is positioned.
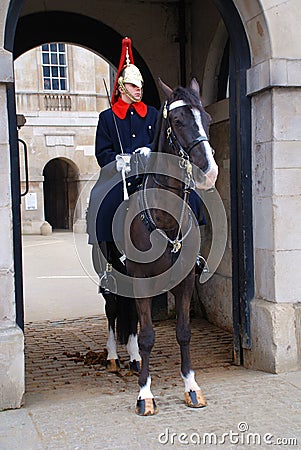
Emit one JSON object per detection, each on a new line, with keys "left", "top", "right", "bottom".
{"left": 41, "top": 42, "right": 69, "bottom": 92}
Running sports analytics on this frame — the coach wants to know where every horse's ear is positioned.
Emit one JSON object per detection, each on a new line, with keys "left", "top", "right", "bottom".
{"left": 158, "top": 77, "right": 173, "bottom": 98}
{"left": 190, "top": 78, "right": 200, "bottom": 97}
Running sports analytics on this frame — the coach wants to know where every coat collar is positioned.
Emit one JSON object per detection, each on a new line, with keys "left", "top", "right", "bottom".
{"left": 112, "top": 97, "right": 147, "bottom": 119}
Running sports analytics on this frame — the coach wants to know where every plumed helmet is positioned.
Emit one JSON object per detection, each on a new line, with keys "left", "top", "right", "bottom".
{"left": 112, "top": 37, "right": 143, "bottom": 104}
{"left": 119, "top": 64, "right": 143, "bottom": 89}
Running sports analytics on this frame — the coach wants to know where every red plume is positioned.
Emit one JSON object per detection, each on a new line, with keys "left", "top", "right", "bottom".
{"left": 112, "top": 37, "right": 135, "bottom": 104}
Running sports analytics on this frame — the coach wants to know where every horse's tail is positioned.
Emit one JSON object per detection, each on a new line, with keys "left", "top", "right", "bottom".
{"left": 116, "top": 295, "right": 138, "bottom": 345}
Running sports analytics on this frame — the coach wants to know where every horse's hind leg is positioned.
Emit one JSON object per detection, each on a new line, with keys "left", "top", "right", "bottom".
{"left": 127, "top": 334, "right": 140, "bottom": 373}
{"left": 174, "top": 283, "right": 207, "bottom": 408}
{"left": 104, "top": 293, "right": 120, "bottom": 372}
{"left": 126, "top": 309, "right": 141, "bottom": 373}
{"left": 135, "top": 297, "right": 158, "bottom": 416}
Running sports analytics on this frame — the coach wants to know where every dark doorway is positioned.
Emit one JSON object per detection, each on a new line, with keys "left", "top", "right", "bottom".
{"left": 43, "top": 158, "right": 78, "bottom": 230}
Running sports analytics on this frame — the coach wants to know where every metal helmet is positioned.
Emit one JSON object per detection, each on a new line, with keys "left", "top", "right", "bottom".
{"left": 112, "top": 37, "right": 144, "bottom": 104}
{"left": 119, "top": 64, "right": 143, "bottom": 89}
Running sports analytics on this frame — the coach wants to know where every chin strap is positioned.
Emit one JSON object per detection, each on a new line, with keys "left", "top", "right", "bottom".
{"left": 118, "top": 79, "right": 142, "bottom": 103}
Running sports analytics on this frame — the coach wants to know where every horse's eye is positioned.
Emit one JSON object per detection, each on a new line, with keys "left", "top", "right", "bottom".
{"left": 174, "top": 119, "right": 183, "bottom": 127}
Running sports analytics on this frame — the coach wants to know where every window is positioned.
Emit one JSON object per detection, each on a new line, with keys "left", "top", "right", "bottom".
{"left": 42, "top": 43, "right": 68, "bottom": 91}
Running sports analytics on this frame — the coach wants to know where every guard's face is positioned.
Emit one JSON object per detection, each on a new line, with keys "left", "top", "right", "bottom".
{"left": 121, "top": 83, "right": 142, "bottom": 103}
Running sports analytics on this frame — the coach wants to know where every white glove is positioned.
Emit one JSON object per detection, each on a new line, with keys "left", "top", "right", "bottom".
{"left": 116, "top": 154, "right": 131, "bottom": 173}
{"left": 134, "top": 147, "right": 151, "bottom": 157}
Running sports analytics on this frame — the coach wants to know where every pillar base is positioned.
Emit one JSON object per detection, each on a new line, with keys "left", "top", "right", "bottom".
{"left": 0, "top": 325, "right": 24, "bottom": 411}
{"left": 22, "top": 220, "right": 52, "bottom": 235}
{"left": 244, "top": 298, "right": 301, "bottom": 373}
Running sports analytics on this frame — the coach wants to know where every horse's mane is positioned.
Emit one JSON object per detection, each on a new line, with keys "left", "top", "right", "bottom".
{"left": 169, "top": 86, "right": 202, "bottom": 110}
{"left": 151, "top": 86, "right": 212, "bottom": 153}
{"left": 151, "top": 102, "right": 165, "bottom": 152}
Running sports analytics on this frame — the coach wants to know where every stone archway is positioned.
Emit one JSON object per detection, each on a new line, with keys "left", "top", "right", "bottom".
{"left": 5, "top": 0, "right": 301, "bottom": 412}
{"left": 10, "top": 2, "right": 254, "bottom": 362}
{"left": 13, "top": 11, "right": 160, "bottom": 108}
{"left": 1, "top": 3, "right": 258, "bottom": 412}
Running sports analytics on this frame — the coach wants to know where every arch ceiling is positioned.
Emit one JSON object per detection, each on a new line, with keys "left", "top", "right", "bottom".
{"left": 12, "top": 11, "right": 160, "bottom": 107}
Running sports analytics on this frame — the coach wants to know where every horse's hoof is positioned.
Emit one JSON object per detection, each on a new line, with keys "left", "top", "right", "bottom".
{"left": 106, "top": 358, "right": 120, "bottom": 373}
{"left": 135, "top": 398, "right": 158, "bottom": 416}
{"left": 184, "top": 390, "right": 207, "bottom": 408}
{"left": 129, "top": 359, "right": 141, "bottom": 374}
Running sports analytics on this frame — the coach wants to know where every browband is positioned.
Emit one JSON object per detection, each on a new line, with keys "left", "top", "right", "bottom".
{"left": 168, "top": 100, "right": 188, "bottom": 111}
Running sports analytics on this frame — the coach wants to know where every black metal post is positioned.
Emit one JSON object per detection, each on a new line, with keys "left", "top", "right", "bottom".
{"left": 7, "top": 83, "right": 24, "bottom": 331}
{"left": 178, "top": 0, "right": 187, "bottom": 86}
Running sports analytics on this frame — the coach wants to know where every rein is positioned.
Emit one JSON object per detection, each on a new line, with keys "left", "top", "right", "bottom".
{"left": 140, "top": 174, "right": 193, "bottom": 254}
{"left": 150, "top": 173, "right": 188, "bottom": 193}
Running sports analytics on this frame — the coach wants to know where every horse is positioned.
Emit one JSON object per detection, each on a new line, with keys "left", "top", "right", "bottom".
{"left": 123, "top": 78, "right": 218, "bottom": 415}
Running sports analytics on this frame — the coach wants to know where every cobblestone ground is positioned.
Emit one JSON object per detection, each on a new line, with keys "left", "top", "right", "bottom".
{"left": 25, "top": 316, "right": 233, "bottom": 394}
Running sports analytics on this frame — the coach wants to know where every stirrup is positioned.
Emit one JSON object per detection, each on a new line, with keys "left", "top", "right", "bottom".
{"left": 196, "top": 254, "right": 209, "bottom": 274}
{"left": 99, "top": 263, "right": 117, "bottom": 294}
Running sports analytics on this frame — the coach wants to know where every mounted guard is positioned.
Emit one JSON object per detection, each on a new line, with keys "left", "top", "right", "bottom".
{"left": 87, "top": 37, "right": 157, "bottom": 373}
{"left": 87, "top": 37, "right": 217, "bottom": 415}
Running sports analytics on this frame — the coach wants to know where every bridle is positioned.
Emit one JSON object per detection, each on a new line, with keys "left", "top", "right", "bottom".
{"left": 140, "top": 98, "right": 210, "bottom": 253}
{"left": 163, "top": 99, "right": 209, "bottom": 160}
{"left": 151, "top": 99, "right": 211, "bottom": 193}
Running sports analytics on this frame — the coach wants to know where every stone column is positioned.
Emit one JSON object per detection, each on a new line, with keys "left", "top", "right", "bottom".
{"left": 245, "top": 59, "right": 301, "bottom": 373}
{"left": 0, "top": 48, "right": 24, "bottom": 410}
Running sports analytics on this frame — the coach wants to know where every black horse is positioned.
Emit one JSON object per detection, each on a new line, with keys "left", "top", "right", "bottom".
{"left": 123, "top": 78, "right": 218, "bottom": 415}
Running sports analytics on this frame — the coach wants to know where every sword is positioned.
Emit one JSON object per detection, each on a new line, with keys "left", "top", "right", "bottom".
{"left": 103, "top": 79, "right": 129, "bottom": 201}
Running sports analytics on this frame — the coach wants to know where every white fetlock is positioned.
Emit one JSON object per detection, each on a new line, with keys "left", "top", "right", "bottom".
{"left": 106, "top": 328, "right": 120, "bottom": 372}
{"left": 136, "top": 376, "right": 158, "bottom": 415}
{"left": 106, "top": 327, "right": 118, "bottom": 360}
{"left": 137, "top": 376, "right": 153, "bottom": 400}
{"left": 181, "top": 370, "right": 200, "bottom": 392}
{"left": 127, "top": 334, "right": 141, "bottom": 363}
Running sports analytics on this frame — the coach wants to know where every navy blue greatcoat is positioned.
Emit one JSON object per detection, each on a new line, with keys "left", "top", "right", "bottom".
{"left": 87, "top": 103, "right": 158, "bottom": 244}
{"left": 87, "top": 101, "right": 205, "bottom": 245}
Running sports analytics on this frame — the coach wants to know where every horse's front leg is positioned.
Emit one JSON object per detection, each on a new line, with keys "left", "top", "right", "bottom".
{"left": 174, "top": 282, "right": 207, "bottom": 408}
{"left": 135, "top": 297, "right": 158, "bottom": 416}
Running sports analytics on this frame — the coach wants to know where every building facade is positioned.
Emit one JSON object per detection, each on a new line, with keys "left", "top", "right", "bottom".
{"left": 0, "top": 0, "right": 301, "bottom": 411}
{"left": 14, "top": 43, "right": 109, "bottom": 235}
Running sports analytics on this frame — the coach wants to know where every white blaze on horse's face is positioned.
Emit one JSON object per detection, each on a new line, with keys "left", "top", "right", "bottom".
{"left": 191, "top": 108, "right": 218, "bottom": 190}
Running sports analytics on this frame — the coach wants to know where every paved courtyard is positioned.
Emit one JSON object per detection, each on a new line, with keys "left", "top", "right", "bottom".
{"left": 1, "top": 361, "right": 300, "bottom": 449}
{"left": 0, "top": 232, "right": 300, "bottom": 449}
